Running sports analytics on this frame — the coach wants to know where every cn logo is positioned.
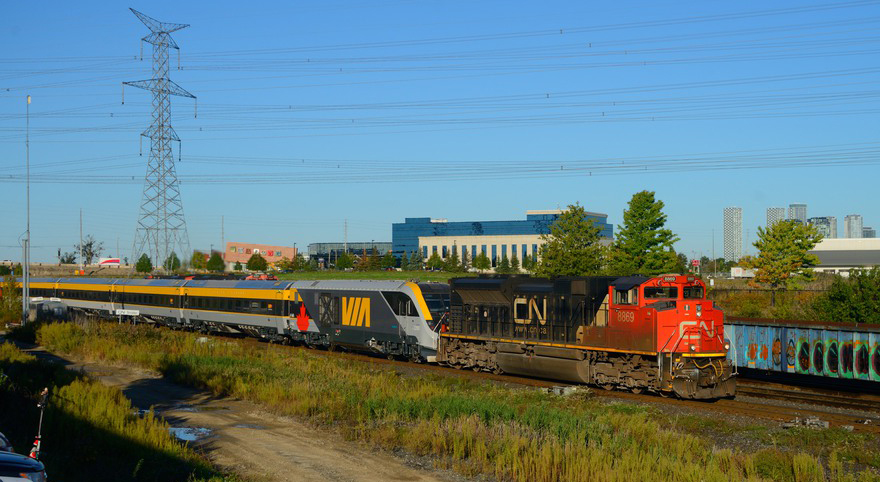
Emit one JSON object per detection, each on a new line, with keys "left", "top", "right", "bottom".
{"left": 342, "top": 297, "right": 371, "bottom": 327}
{"left": 679, "top": 320, "right": 716, "bottom": 340}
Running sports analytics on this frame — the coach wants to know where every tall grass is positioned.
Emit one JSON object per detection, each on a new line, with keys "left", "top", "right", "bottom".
{"left": 39, "top": 321, "right": 880, "bottom": 482}
{"left": 0, "top": 341, "right": 237, "bottom": 481}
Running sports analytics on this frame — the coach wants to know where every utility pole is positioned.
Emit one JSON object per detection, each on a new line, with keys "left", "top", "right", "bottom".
{"left": 79, "top": 209, "right": 83, "bottom": 271}
{"left": 712, "top": 229, "right": 716, "bottom": 276}
{"left": 221, "top": 215, "right": 224, "bottom": 253}
{"left": 344, "top": 219, "right": 348, "bottom": 254}
{"left": 22, "top": 95, "right": 30, "bottom": 323}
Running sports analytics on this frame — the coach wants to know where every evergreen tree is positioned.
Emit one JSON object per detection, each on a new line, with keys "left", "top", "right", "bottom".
{"left": 536, "top": 203, "right": 604, "bottom": 277}
{"left": 163, "top": 252, "right": 181, "bottom": 272}
{"left": 246, "top": 252, "right": 268, "bottom": 271}
{"left": 460, "top": 249, "right": 470, "bottom": 272}
{"left": 381, "top": 251, "right": 396, "bottom": 269}
{"left": 496, "top": 255, "right": 511, "bottom": 274}
{"left": 206, "top": 252, "right": 225, "bottom": 272}
{"left": 234, "top": 261, "right": 243, "bottom": 271}
{"left": 746, "top": 219, "right": 823, "bottom": 305}
{"left": 400, "top": 251, "right": 410, "bottom": 271}
{"left": 444, "top": 246, "right": 462, "bottom": 272}
{"left": 410, "top": 250, "right": 424, "bottom": 270}
{"left": 473, "top": 252, "right": 491, "bottom": 272}
{"left": 608, "top": 191, "right": 679, "bottom": 276}
{"left": 510, "top": 252, "right": 520, "bottom": 273}
{"left": 520, "top": 254, "right": 533, "bottom": 272}
{"left": 135, "top": 254, "right": 152, "bottom": 273}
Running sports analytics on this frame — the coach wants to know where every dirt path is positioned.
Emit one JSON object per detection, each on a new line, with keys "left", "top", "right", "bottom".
{"left": 19, "top": 345, "right": 465, "bottom": 482}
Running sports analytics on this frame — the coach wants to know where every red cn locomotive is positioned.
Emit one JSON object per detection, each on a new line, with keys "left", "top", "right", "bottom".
{"left": 438, "top": 274, "right": 735, "bottom": 399}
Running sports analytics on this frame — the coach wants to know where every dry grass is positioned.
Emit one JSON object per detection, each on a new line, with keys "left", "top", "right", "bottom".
{"left": 38, "top": 321, "right": 880, "bottom": 482}
{"left": 0, "top": 342, "right": 238, "bottom": 481}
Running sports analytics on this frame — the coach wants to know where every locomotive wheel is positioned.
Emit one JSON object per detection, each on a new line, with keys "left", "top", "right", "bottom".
{"left": 472, "top": 366, "right": 481, "bottom": 372}
{"left": 630, "top": 387, "right": 644, "bottom": 395}
{"left": 492, "top": 367, "right": 503, "bottom": 375}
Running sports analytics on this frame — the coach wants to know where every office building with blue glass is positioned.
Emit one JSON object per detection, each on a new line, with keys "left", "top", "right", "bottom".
{"left": 392, "top": 210, "right": 612, "bottom": 267}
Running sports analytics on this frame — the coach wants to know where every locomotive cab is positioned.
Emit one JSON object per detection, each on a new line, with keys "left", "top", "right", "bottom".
{"left": 628, "top": 275, "right": 735, "bottom": 398}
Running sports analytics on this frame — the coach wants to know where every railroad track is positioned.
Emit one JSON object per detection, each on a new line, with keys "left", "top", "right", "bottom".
{"left": 737, "top": 382, "right": 880, "bottom": 414}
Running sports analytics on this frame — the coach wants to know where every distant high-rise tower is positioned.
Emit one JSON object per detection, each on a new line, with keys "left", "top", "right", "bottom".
{"left": 844, "top": 214, "right": 863, "bottom": 238}
{"left": 766, "top": 207, "right": 786, "bottom": 228}
{"left": 808, "top": 217, "right": 837, "bottom": 239}
{"left": 723, "top": 207, "right": 743, "bottom": 262}
{"left": 863, "top": 227, "right": 876, "bottom": 238}
{"left": 788, "top": 203, "right": 807, "bottom": 224}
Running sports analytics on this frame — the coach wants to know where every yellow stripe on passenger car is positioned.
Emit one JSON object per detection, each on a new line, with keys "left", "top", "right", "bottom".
{"left": 405, "top": 282, "right": 433, "bottom": 321}
{"left": 183, "top": 287, "right": 282, "bottom": 299}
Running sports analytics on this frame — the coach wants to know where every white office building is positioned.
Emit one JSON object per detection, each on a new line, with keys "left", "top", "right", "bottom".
{"left": 723, "top": 207, "right": 743, "bottom": 262}
{"left": 788, "top": 203, "right": 807, "bottom": 224}
{"left": 845, "top": 214, "right": 864, "bottom": 238}
{"left": 766, "top": 207, "right": 786, "bottom": 228}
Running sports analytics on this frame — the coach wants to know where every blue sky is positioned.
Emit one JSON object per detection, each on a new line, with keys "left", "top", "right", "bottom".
{"left": 2, "top": 0, "right": 878, "bottom": 263}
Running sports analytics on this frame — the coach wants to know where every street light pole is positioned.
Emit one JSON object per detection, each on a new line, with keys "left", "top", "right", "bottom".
{"left": 22, "top": 95, "right": 31, "bottom": 324}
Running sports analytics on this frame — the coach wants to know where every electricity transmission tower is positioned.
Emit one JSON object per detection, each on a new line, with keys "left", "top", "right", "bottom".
{"left": 123, "top": 8, "right": 195, "bottom": 271}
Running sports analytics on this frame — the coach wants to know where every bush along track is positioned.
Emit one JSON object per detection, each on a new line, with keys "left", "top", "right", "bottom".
{"left": 38, "top": 321, "right": 880, "bottom": 482}
{"left": 0, "top": 341, "right": 236, "bottom": 482}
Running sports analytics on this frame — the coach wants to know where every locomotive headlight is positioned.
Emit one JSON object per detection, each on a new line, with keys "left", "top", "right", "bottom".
{"left": 724, "top": 343, "right": 730, "bottom": 351}
{"left": 689, "top": 344, "right": 696, "bottom": 352}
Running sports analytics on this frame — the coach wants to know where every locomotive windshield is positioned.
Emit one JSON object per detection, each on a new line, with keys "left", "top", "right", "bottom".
{"left": 423, "top": 293, "right": 450, "bottom": 319}
{"left": 644, "top": 287, "right": 678, "bottom": 299}
{"left": 683, "top": 286, "right": 704, "bottom": 299}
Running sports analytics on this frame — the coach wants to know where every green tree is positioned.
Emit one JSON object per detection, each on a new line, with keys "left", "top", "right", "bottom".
{"left": 59, "top": 252, "right": 77, "bottom": 264}
{"left": 400, "top": 251, "right": 410, "bottom": 271}
{"left": 410, "top": 250, "right": 424, "bottom": 270}
{"left": 676, "top": 252, "right": 689, "bottom": 274}
{"left": 135, "top": 254, "right": 152, "bottom": 273}
{"left": 443, "top": 246, "right": 462, "bottom": 272}
{"left": 496, "top": 255, "right": 511, "bottom": 274}
{"left": 460, "top": 248, "right": 470, "bottom": 272}
{"left": 536, "top": 203, "right": 604, "bottom": 277}
{"left": 608, "top": 191, "right": 679, "bottom": 276}
{"left": 163, "top": 252, "right": 181, "bottom": 272}
{"left": 75, "top": 235, "right": 104, "bottom": 265}
{"left": 426, "top": 251, "right": 444, "bottom": 271}
{"left": 1, "top": 275, "right": 22, "bottom": 326}
{"left": 190, "top": 251, "right": 207, "bottom": 270}
{"left": 473, "top": 251, "right": 491, "bottom": 272}
{"left": 336, "top": 252, "right": 354, "bottom": 270}
{"left": 206, "top": 252, "right": 225, "bottom": 272}
{"left": 746, "top": 220, "right": 823, "bottom": 305}
{"left": 510, "top": 252, "right": 520, "bottom": 274}
{"left": 246, "top": 252, "right": 267, "bottom": 271}
{"left": 521, "top": 253, "right": 534, "bottom": 272}
{"left": 812, "top": 268, "right": 880, "bottom": 324}
{"left": 234, "top": 261, "right": 243, "bottom": 271}
{"left": 381, "top": 251, "right": 396, "bottom": 269}
{"left": 276, "top": 256, "right": 293, "bottom": 271}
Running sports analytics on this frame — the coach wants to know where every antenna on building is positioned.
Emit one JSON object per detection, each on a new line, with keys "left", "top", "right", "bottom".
{"left": 123, "top": 9, "right": 196, "bottom": 271}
